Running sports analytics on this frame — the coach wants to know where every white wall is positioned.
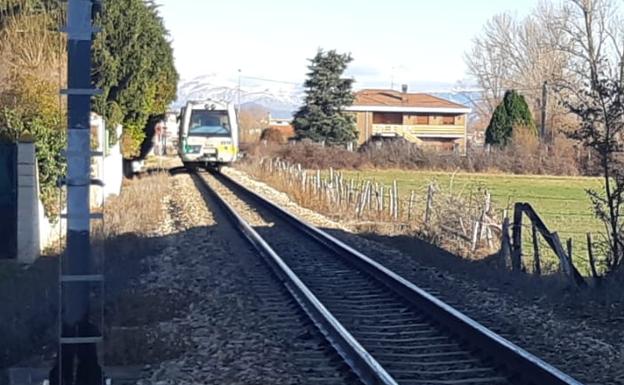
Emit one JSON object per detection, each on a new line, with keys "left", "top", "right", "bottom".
{"left": 17, "top": 114, "right": 124, "bottom": 263}
{"left": 91, "top": 113, "right": 123, "bottom": 205}
{"left": 17, "top": 141, "right": 40, "bottom": 263}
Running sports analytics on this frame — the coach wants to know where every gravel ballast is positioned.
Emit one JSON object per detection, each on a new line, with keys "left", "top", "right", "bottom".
{"left": 127, "top": 173, "right": 356, "bottom": 385}
{"left": 224, "top": 166, "right": 624, "bottom": 385}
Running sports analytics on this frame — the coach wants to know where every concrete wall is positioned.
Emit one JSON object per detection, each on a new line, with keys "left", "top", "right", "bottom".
{"left": 17, "top": 113, "right": 123, "bottom": 263}
{"left": 16, "top": 141, "right": 40, "bottom": 263}
{"left": 17, "top": 142, "right": 66, "bottom": 263}
{"left": 91, "top": 113, "right": 123, "bottom": 205}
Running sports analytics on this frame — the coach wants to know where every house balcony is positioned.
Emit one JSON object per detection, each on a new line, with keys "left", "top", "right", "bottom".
{"left": 372, "top": 124, "right": 465, "bottom": 139}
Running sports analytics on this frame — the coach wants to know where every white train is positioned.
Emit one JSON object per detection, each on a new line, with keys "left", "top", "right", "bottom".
{"left": 177, "top": 99, "right": 239, "bottom": 168}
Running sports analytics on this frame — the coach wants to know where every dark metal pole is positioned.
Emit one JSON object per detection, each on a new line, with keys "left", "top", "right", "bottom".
{"left": 49, "top": 1, "right": 103, "bottom": 384}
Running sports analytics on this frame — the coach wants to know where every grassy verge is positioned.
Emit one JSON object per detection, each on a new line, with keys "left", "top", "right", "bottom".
{"left": 339, "top": 169, "right": 603, "bottom": 273}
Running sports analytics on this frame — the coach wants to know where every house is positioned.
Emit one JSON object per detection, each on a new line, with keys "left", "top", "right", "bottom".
{"left": 345, "top": 87, "right": 471, "bottom": 151}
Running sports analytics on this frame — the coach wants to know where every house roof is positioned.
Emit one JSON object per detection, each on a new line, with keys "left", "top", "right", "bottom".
{"left": 346, "top": 89, "right": 471, "bottom": 114}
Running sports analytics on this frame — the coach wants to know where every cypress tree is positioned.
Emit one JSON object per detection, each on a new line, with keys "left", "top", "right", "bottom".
{"left": 293, "top": 49, "right": 357, "bottom": 145}
{"left": 92, "top": 0, "right": 178, "bottom": 159}
{"left": 485, "top": 90, "right": 536, "bottom": 146}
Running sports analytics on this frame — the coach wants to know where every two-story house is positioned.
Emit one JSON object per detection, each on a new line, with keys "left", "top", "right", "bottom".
{"left": 345, "top": 87, "right": 471, "bottom": 151}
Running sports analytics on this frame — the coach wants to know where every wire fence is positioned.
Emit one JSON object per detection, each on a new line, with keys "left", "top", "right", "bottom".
{"left": 241, "top": 158, "right": 503, "bottom": 257}
{"left": 239, "top": 158, "right": 608, "bottom": 282}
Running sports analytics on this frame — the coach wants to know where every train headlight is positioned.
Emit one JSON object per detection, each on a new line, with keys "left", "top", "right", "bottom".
{"left": 185, "top": 145, "right": 201, "bottom": 154}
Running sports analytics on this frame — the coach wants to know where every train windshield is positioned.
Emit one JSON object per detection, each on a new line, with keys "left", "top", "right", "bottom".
{"left": 188, "top": 109, "right": 231, "bottom": 136}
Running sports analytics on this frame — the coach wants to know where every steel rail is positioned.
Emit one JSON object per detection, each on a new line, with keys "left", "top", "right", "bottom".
{"left": 192, "top": 172, "right": 398, "bottom": 385}
{"left": 214, "top": 170, "right": 585, "bottom": 385}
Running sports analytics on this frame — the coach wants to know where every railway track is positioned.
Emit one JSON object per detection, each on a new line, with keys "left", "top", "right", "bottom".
{"left": 193, "top": 169, "right": 585, "bottom": 385}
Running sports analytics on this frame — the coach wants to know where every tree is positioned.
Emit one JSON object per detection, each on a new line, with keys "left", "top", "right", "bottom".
{"left": 485, "top": 90, "right": 536, "bottom": 146}
{"left": 92, "top": 0, "right": 178, "bottom": 159}
{"left": 465, "top": 5, "right": 572, "bottom": 124}
{"left": 558, "top": 0, "right": 624, "bottom": 273}
{"left": 293, "top": 49, "right": 357, "bottom": 146}
{"left": 239, "top": 104, "right": 269, "bottom": 143}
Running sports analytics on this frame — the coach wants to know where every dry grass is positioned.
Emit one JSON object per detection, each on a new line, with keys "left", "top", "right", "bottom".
{"left": 237, "top": 160, "right": 501, "bottom": 259}
{"left": 0, "top": 172, "right": 172, "bottom": 371}
{"left": 0, "top": 10, "right": 66, "bottom": 91}
{"left": 96, "top": 172, "right": 170, "bottom": 238}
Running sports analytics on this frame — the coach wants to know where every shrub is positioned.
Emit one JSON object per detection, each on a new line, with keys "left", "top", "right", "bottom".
{"left": 486, "top": 90, "right": 537, "bottom": 146}
{"left": 260, "top": 128, "right": 286, "bottom": 144}
{"left": 242, "top": 133, "right": 587, "bottom": 177}
{"left": 0, "top": 75, "right": 66, "bottom": 217}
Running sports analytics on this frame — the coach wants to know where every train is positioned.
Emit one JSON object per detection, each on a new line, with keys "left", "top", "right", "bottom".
{"left": 177, "top": 99, "right": 239, "bottom": 168}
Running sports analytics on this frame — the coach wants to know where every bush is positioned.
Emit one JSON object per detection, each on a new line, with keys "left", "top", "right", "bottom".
{"left": 0, "top": 75, "right": 66, "bottom": 217}
{"left": 0, "top": 8, "right": 66, "bottom": 218}
{"left": 241, "top": 133, "right": 587, "bottom": 177}
{"left": 360, "top": 138, "right": 426, "bottom": 168}
{"left": 260, "top": 128, "right": 287, "bottom": 144}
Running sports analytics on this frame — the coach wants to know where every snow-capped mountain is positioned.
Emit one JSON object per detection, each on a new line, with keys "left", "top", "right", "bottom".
{"left": 174, "top": 73, "right": 304, "bottom": 118}
{"left": 174, "top": 73, "right": 483, "bottom": 118}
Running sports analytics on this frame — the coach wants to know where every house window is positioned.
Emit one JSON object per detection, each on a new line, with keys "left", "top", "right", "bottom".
{"left": 442, "top": 115, "right": 455, "bottom": 125}
{"left": 416, "top": 115, "right": 429, "bottom": 125}
{"left": 373, "top": 112, "right": 402, "bottom": 125}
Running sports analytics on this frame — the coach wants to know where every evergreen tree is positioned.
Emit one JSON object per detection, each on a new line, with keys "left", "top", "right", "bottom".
{"left": 293, "top": 49, "right": 357, "bottom": 145}
{"left": 92, "top": 0, "right": 178, "bottom": 159}
{"left": 485, "top": 90, "right": 536, "bottom": 146}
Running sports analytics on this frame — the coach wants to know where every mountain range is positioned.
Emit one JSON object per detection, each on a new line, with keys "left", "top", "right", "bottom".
{"left": 174, "top": 74, "right": 482, "bottom": 119}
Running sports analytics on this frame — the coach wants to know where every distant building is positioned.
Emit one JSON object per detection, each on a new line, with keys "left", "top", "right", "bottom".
{"left": 345, "top": 87, "right": 471, "bottom": 151}
{"left": 267, "top": 114, "right": 295, "bottom": 140}
{"left": 164, "top": 111, "right": 179, "bottom": 139}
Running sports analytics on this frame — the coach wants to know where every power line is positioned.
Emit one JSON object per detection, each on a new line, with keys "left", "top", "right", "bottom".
{"left": 240, "top": 75, "right": 301, "bottom": 85}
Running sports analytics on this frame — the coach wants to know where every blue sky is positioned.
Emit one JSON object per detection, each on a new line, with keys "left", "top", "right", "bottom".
{"left": 156, "top": 0, "right": 540, "bottom": 89}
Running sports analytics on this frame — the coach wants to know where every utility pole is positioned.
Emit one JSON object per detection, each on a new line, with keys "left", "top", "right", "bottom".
{"left": 49, "top": 0, "right": 104, "bottom": 384}
{"left": 540, "top": 81, "right": 548, "bottom": 141}
{"left": 237, "top": 69, "right": 242, "bottom": 124}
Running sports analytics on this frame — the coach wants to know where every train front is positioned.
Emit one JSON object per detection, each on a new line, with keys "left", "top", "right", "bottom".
{"left": 179, "top": 101, "right": 239, "bottom": 167}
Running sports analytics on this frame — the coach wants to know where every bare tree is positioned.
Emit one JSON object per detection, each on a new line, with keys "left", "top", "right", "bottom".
{"left": 557, "top": 0, "right": 624, "bottom": 272}
{"left": 465, "top": 13, "right": 515, "bottom": 115}
{"left": 465, "top": 4, "right": 572, "bottom": 132}
{"left": 239, "top": 105, "right": 269, "bottom": 143}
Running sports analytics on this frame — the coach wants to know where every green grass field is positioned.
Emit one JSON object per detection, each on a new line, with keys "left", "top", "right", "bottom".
{"left": 339, "top": 169, "right": 605, "bottom": 273}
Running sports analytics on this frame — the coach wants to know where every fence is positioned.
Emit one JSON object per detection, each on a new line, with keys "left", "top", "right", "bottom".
{"left": 239, "top": 158, "right": 607, "bottom": 285}
{"left": 0, "top": 143, "right": 17, "bottom": 259}
{"left": 240, "top": 158, "right": 501, "bottom": 256}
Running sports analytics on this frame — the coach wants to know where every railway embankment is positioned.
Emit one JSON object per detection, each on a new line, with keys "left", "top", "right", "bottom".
{"left": 224, "top": 166, "right": 624, "bottom": 385}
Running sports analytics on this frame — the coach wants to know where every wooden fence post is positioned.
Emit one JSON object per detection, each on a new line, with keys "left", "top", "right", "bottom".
{"left": 479, "top": 191, "right": 491, "bottom": 241}
{"left": 586, "top": 233, "right": 601, "bottom": 285}
{"left": 407, "top": 190, "right": 415, "bottom": 222}
{"left": 550, "top": 233, "right": 585, "bottom": 286}
{"left": 380, "top": 185, "right": 385, "bottom": 214}
{"left": 550, "top": 233, "right": 573, "bottom": 279}
{"left": 500, "top": 217, "right": 512, "bottom": 266}
{"left": 471, "top": 221, "right": 480, "bottom": 251}
{"left": 511, "top": 203, "right": 524, "bottom": 272}
{"left": 424, "top": 183, "right": 434, "bottom": 225}
{"left": 392, "top": 180, "right": 399, "bottom": 220}
{"left": 532, "top": 224, "right": 541, "bottom": 275}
